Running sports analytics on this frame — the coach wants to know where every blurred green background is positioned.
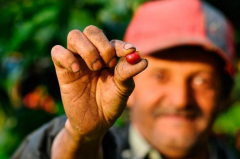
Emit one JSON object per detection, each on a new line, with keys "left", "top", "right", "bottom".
{"left": 0, "top": 0, "right": 240, "bottom": 158}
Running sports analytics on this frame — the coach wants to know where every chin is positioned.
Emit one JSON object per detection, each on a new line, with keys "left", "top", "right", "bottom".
{"left": 153, "top": 139, "right": 196, "bottom": 159}
{"left": 149, "top": 127, "right": 202, "bottom": 158}
{"left": 157, "top": 143, "right": 206, "bottom": 159}
{"left": 160, "top": 151, "right": 191, "bottom": 159}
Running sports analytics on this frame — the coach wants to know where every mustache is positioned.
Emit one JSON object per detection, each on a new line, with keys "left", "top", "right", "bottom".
{"left": 152, "top": 106, "right": 202, "bottom": 119}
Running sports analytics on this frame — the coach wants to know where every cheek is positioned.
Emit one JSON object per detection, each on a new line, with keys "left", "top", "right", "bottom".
{"left": 194, "top": 90, "right": 219, "bottom": 118}
{"left": 134, "top": 74, "right": 166, "bottom": 106}
{"left": 130, "top": 84, "right": 164, "bottom": 127}
{"left": 131, "top": 91, "right": 154, "bottom": 121}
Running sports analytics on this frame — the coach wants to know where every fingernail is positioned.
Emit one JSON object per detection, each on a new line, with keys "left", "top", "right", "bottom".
{"left": 92, "top": 59, "right": 102, "bottom": 71}
{"left": 124, "top": 43, "right": 136, "bottom": 50}
{"left": 108, "top": 57, "right": 117, "bottom": 68}
{"left": 71, "top": 62, "right": 80, "bottom": 73}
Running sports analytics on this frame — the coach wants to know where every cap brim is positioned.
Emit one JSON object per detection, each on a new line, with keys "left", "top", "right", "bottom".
{"left": 135, "top": 36, "right": 235, "bottom": 76}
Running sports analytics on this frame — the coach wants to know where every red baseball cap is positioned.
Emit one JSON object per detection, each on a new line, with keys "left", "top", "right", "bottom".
{"left": 124, "top": 0, "right": 235, "bottom": 76}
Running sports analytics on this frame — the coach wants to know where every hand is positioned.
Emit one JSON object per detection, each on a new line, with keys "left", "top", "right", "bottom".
{"left": 51, "top": 25, "right": 148, "bottom": 141}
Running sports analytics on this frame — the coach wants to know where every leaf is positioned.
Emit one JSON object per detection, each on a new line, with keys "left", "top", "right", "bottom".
{"left": 67, "top": 9, "right": 99, "bottom": 32}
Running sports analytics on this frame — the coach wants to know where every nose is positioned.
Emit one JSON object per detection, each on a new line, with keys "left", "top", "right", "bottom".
{"left": 167, "top": 80, "right": 193, "bottom": 109}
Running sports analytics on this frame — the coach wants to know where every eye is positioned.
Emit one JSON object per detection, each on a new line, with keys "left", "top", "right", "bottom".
{"left": 192, "top": 75, "right": 215, "bottom": 89}
{"left": 152, "top": 71, "right": 168, "bottom": 83}
{"left": 193, "top": 77, "right": 206, "bottom": 85}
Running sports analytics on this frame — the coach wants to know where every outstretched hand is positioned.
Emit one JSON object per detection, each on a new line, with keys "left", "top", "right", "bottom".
{"left": 51, "top": 25, "right": 148, "bottom": 142}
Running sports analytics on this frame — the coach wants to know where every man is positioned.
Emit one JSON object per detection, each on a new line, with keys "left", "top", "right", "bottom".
{"left": 12, "top": 0, "right": 237, "bottom": 159}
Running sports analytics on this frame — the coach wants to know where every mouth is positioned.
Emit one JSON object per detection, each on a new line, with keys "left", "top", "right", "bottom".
{"left": 153, "top": 108, "right": 201, "bottom": 120}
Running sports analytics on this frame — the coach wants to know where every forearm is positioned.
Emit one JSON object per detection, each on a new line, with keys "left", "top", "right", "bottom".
{"left": 51, "top": 120, "right": 103, "bottom": 159}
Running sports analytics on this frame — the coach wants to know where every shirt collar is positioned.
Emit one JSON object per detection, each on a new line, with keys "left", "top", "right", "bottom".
{"left": 129, "top": 124, "right": 162, "bottom": 159}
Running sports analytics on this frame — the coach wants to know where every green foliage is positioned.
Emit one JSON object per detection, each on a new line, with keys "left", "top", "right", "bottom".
{"left": 0, "top": 0, "right": 147, "bottom": 158}
{"left": 214, "top": 102, "right": 240, "bottom": 135}
{"left": 0, "top": 0, "right": 240, "bottom": 158}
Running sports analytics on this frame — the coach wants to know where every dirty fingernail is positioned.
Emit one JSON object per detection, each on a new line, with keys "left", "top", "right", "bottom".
{"left": 124, "top": 43, "right": 136, "bottom": 50}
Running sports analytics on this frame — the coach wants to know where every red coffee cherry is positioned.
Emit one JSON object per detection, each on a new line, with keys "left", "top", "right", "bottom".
{"left": 126, "top": 51, "right": 141, "bottom": 65}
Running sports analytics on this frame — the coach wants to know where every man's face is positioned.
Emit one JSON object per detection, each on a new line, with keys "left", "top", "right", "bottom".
{"left": 128, "top": 47, "right": 225, "bottom": 158}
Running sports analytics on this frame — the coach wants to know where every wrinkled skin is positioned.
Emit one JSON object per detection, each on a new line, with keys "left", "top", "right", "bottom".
{"left": 51, "top": 25, "right": 147, "bottom": 159}
{"left": 128, "top": 47, "right": 227, "bottom": 159}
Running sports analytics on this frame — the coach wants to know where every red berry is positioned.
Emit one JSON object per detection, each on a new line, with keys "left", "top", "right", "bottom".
{"left": 126, "top": 51, "right": 141, "bottom": 65}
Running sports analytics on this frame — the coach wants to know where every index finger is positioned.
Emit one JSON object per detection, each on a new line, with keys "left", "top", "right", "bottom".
{"left": 83, "top": 25, "right": 117, "bottom": 68}
{"left": 110, "top": 40, "right": 136, "bottom": 57}
{"left": 67, "top": 29, "right": 102, "bottom": 71}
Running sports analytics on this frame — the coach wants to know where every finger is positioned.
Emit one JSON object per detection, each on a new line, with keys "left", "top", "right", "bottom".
{"left": 83, "top": 25, "right": 117, "bottom": 68}
{"left": 67, "top": 29, "right": 102, "bottom": 71}
{"left": 114, "top": 58, "right": 148, "bottom": 94}
{"left": 110, "top": 40, "right": 136, "bottom": 57}
{"left": 51, "top": 45, "right": 80, "bottom": 73}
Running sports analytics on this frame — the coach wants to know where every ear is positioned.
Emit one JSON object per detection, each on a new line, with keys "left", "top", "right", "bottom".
{"left": 127, "top": 90, "right": 135, "bottom": 108}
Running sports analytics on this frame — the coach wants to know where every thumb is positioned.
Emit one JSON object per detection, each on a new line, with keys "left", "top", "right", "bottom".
{"left": 114, "top": 57, "right": 148, "bottom": 95}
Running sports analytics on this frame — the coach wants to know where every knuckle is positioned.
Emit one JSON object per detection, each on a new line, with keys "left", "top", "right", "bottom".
{"left": 67, "top": 29, "right": 81, "bottom": 44}
{"left": 68, "top": 29, "right": 81, "bottom": 37}
{"left": 83, "top": 25, "right": 102, "bottom": 35}
{"left": 51, "top": 45, "right": 62, "bottom": 56}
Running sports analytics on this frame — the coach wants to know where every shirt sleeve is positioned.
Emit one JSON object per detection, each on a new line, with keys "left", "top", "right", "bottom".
{"left": 11, "top": 115, "right": 67, "bottom": 159}
{"left": 11, "top": 115, "right": 117, "bottom": 159}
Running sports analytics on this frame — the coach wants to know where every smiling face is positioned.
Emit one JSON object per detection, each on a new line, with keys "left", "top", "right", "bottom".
{"left": 128, "top": 46, "right": 226, "bottom": 158}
